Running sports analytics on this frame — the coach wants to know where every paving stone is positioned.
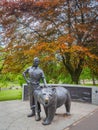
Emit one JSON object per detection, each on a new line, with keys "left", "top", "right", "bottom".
{"left": 0, "top": 101, "right": 98, "bottom": 130}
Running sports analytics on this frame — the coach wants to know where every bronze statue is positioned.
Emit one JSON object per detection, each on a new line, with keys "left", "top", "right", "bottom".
{"left": 34, "top": 86, "right": 71, "bottom": 125}
{"left": 23, "top": 57, "right": 47, "bottom": 121}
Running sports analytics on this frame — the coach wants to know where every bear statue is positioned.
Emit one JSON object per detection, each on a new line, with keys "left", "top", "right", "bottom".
{"left": 34, "top": 86, "right": 71, "bottom": 125}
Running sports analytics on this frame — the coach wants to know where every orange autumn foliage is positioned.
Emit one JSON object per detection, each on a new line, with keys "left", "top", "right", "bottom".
{"left": 0, "top": 0, "right": 98, "bottom": 84}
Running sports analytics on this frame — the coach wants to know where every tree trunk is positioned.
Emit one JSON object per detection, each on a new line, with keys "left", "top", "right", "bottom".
{"left": 71, "top": 74, "right": 79, "bottom": 84}
{"left": 62, "top": 55, "right": 84, "bottom": 84}
{"left": 64, "top": 65, "right": 83, "bottom": 84}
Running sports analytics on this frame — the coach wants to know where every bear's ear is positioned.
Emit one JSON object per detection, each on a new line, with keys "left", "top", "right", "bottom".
{"left": 52, "top": 87, "right": 56, "bottom": 93}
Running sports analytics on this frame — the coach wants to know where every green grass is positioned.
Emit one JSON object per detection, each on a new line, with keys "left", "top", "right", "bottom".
{"left": 0, "top": 89, "right": 22, "bottom": 101}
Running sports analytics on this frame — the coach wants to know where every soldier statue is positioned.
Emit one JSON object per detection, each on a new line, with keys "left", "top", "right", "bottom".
{"left": 23, "top": 57, "right": 47, "bottom": 121}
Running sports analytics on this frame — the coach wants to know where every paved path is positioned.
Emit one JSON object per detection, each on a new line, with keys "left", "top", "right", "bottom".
{"left": 64, "top": 109, "right": 98, "bottom": 130}
{"left": 0, "top": 100, "right": 98, "bottom": 130}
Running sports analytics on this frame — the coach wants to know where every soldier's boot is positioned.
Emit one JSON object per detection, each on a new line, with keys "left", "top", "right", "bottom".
{"left": 27, "top": 110, "right": 35, "bottom": 117}
{"left": 35, "top": 112, "right": 41, "bottom": 121}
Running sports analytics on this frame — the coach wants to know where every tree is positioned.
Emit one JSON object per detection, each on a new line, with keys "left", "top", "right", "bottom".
{"left": 27, "top": 0, "right": 98, "bottom": 84}
{"left": 0, "top": 0, "right": 98, "bottom": 84}
{"left": 0, "top": 0, "right": 60, "bottom": 72}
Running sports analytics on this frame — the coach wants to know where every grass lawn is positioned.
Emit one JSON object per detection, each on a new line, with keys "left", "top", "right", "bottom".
{"left": 0, "top": 89, "right": 22, "bottom": 101}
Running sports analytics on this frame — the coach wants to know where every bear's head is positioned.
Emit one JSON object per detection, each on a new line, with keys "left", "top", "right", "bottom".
{"left": 39, "top": 87, "right": 56, "bottom": 107}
